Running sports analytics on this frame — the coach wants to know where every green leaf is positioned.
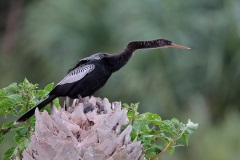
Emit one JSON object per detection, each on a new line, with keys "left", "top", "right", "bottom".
{"left": 0, "top": 94, "right": 23, "bottom": 115}
{"left": 145, "top": 151, "right": 157, "bottom": 159}
{"left": 133, "top": 117, "right": 151, "bottom": 134}
{"left": 37, "top": 90, "right": 47, "bottom": 97}
{"left": 181, "top": 133, "right": 188, "bottom": 145}
{"left": 130, "top": 130, "right": 137, "bottom": 140}
{"left": 145, "top": 112, "right": 162, "bottom": 125}
{"left": 185, "top": 119, "right": 198, "bottom": 134}
{"left": 23, "top": 78, "right": 29, "bottom": 84}
{"left": 0, "top": 122, "right": 16, "bottom": 145}
{"left": 2, "top": 122, "right": 14, "bottom": 129}
{"left": 168, "top": 146, "right": 174, "bottom": 154}
{"left": 14, "top": 133, "right": 28, "bottom": 144}
{"left": 3, "top": 147, "right": 15, "bottom": 160}
{"left": 53, "top": 98, "right": 60, "bottom": 107}
{"left": 44, "top": 83, "right": 54, "bottom": 92}
{"left": 181, "top": 119, "right": 198, "bottom": 145}
{"left": 4, "top": 94, "right": 22, "bottom": 105}
{"left": 0, "top": 83, "right": 18, "bottom": 97}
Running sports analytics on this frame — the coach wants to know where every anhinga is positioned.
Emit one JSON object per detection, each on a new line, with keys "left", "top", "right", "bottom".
{"left": 15, "top": 38, "right": 190, "bottom": 123}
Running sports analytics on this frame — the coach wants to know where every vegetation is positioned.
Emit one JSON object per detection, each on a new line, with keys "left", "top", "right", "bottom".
{"left": 123, "top": 103, "right": 197, "bottom": 159}
{"left": 0, "top": 79, "right": 59, "bottom": 159}
{"left": 0, "top": 79, "right": 197, "bottom": 159}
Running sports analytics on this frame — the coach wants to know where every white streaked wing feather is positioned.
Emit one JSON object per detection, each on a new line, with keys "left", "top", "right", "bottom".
{"left": 68, "top": 53, "right": 105, "bottom": 73}
{"left": 81, "top": 53, "right": 105, "bottom": 61}
{"left": 58, "top": 64, "right": 95, "bottom": 85}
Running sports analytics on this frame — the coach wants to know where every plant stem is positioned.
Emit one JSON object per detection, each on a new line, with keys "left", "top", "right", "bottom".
{"left": 129, "top": 104, "right": 137, "bottom": 125}
{"left": 149, "top": 137, "right": 176, "bottom": 160}
{"left": 131, "top": 107, "right": 135, "bottom": 125}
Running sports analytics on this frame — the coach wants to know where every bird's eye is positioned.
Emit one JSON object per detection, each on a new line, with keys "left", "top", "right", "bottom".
{"left": 165, "top": 40, "right": 172, "bottom": 45}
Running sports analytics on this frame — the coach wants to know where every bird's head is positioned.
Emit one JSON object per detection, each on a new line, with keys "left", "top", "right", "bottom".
{"left": 158, "top": 39, "right": 191, "bottom": 49}
{"left": 127, "top": 38, "right": 190, "bottom": 51}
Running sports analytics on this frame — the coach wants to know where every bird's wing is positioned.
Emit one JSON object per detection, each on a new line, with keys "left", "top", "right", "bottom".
{"left": 68, "top": 53, "right": 105, "bottom": 73}
{"left": 58, "top": 64, "right": 95, "bottom": 85}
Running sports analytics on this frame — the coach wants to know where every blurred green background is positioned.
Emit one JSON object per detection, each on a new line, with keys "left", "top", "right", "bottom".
{"left": 1, "top": 0, "right": 240, "bottom": 159}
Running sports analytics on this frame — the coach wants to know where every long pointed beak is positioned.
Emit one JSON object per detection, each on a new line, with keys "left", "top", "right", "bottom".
{"left": 168, "top": 43, "right": 191, "bottom": 49}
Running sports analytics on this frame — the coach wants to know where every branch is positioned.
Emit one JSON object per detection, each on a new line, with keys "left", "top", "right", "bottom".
{"left": 149, "top": 137, "right": 176, "bottom": 160}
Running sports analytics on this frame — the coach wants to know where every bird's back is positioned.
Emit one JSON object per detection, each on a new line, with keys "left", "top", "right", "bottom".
{"left": 50, "top": 56, "right": 112, "bottom": 98}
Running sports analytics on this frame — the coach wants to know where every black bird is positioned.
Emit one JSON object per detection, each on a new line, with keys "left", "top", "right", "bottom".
{"left": 15, "top": 38, "right": 190, "bottom": 123}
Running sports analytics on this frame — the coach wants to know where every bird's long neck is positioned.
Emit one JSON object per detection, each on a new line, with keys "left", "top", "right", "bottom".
{"left": 106, "top": 39, "right": 170, "bottom": 72}
{"left": 107, "top": 47, "right": 133, "bottom": 72}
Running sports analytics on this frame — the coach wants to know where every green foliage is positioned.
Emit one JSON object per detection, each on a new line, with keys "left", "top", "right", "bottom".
{"left": 0, "top": 79, "right": 58, "bottom": 159}
{"left": 123, "top": 103, "right": 198, "bottom": 159}
{"left": 0, "top": 80, "right": 197, "bottom": 159}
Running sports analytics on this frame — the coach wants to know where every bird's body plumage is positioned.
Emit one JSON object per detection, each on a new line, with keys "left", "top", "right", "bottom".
{"left": 51, "top": 53, "right": 111, "bottom": 98}
{"left": 15, "top": 39, "right": 190, "bottom": 123}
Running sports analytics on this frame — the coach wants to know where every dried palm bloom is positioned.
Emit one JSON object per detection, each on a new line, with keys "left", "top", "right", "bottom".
{"left": 22, "top": 96, "right": 143, "bottom": 160}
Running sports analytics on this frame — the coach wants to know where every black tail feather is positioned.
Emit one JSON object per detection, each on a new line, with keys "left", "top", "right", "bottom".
{"left": 14, "top": 95, "right": 57, "bottom": 124}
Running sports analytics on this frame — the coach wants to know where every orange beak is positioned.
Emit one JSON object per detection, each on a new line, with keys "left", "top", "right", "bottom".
{"left": 168, "top": 43, "right": 191, "bottom": 49}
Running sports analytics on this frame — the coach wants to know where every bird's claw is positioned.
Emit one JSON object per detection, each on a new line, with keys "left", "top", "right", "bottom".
{"left": 64, "top": 97, "right": 70, "bottom": 110}
{"left": 96, "top": 101, "right": 105, "bottom": 114}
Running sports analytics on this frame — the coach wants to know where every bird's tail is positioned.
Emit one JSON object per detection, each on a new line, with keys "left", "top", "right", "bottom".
{"left": 14, "top": 95, "right": 56, "bottom": 124}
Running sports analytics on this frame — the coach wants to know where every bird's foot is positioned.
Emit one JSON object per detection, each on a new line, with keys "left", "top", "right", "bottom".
{"left": 64, "top": 97, "right": 70, "bottom": 110}
{"left": 50, "top": 102, "right": 54, "bottom": 113}
{"left": 83, "top": 102, "right": 95, "bottom": 113}
{"left": 96, "top": 101, "right": 105, "bottom": 114}
{"left": 78, "top": 94, "right": 83, "bottom": 104}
